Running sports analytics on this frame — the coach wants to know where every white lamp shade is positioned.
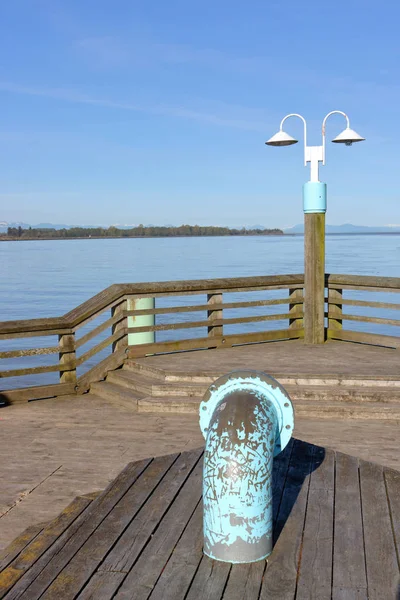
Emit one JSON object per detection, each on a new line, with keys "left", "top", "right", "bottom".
{"left": 265, "top": 130, "right": 298, "bottom": 146}
{"left": 332, "top": 127, "right": 365, "bottom": 144}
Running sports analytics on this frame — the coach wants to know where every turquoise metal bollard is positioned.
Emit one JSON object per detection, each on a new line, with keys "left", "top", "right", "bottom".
{"left": 127, "top": 297, "right": 155, "bottom": 346}
{"left": 303, "top": 181, "right": 327, "bottom": 213}
{"left": 199, "top": 370, "right": 294, "bottom": 563}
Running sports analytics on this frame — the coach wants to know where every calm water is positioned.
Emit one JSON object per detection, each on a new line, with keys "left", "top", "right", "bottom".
{"left": 1, "top": 235, "right": 399, "bottom": 321}
{"left": 1, "top": 235, "right": 399, "bottom": 389}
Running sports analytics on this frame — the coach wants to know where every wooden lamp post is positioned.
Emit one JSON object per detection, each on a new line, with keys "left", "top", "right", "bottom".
{"left": 266, "top": 111, "right": 365, "bottom": 343}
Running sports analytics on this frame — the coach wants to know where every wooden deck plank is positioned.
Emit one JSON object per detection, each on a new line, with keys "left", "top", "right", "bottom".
{"left": 384, "top": 467, "right": 400, "bottom": 569}
{"left": 114, "top": 456, "right": 204, "bottom": 599}
{"left": 359, "top": 460, "right": 399, "bottom": 600}
{"left": 0, "top": 496, "right": 92, "bottom": 597}
{"left": 77, "top": 571, "right": 125, "bottom": 600}
{"left": 41, "top": 454, "right": 179, "bottom": 600}
{"left": 148, "top": 501, "right": 203, "bottom": 600}
{"left": 332, "top": 452, "right": 367, "bottom": 600}
{"left": 221, "top": 562, "right": 265, "bottom": 600}
{"left": 259, "top": 439, "right": 315, "bottom": 599}
{"left": 0, "top": 524, "right": 45, "bottom": 572}
{"left": 77, "top": 449, "right": 203, "bottom": 599}
{"left": 296, "top": 447, "right": 335, "bottom": 600}
{"left": 4, "top": 459, "right": 151, "bottom": 600}
{"left": 99, "top": 448, "right": 202, "bottom": 575}
{"left": 185, "top": 556, "right": 231, "bottom": 600}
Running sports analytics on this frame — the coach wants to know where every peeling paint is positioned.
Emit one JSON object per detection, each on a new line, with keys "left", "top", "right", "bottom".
{"left": 200, "top": 371, "right": 294, "bottom": 564}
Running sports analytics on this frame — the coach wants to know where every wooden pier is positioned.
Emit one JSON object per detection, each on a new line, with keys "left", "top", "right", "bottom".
{"left": 1, "top": 272, "right": 399, "bottom": 598}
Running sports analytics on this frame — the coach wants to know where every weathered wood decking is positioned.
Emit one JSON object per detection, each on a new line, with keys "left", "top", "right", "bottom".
{"left": 134, "top": 339, "right": 400, "bottom": 379}
{"left": 1, "top": 441, "right": 399, "bottom": 600}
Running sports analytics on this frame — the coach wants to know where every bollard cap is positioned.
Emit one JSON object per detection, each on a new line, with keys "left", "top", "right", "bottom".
{"left": 199, "top": 370, "right": 294, "bottom": 457}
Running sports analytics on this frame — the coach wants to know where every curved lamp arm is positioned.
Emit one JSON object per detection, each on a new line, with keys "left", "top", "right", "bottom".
{"left": 322, "top": 110, "right": 350, "bottom": 165}
{"left": 280, "top": 113, "right": 307, "bottom": 166}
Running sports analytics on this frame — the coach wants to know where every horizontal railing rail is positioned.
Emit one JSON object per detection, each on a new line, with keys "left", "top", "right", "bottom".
{"left": 0, "top": 274, "right": 304, "bottom": 403}
{"left": 326, "top": 274, "right": 400, "bottom": 349}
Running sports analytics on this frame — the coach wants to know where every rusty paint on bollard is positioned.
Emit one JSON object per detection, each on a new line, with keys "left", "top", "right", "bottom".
{"left": 199, "top": 370, "right": 294, "bottom": 563}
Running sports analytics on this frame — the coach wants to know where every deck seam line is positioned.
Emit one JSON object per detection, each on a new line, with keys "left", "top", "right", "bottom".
{"left": 182, "top": 552, "right": 203, "bottom": 600}
{"left": 358, "top": 460, "right": 370, "bottom": 597}
{"left": 0, "top": 464, "right": 63, "bottom": 519}
{"left": 330, "top": 451, "right": 337, "bottom": 598}
{"left": 257, "top": 559, "right": 269, "bottom": 600}
{"left": 219, "top": 564, "right": 232, "bottom": 600}
{"left": 383, "top": 470, "right": 400, "bottom": 571}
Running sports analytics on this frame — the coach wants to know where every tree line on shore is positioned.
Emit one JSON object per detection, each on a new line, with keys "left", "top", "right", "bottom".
{"left": 4, "top": 224, "right": 283, "bottom": 239}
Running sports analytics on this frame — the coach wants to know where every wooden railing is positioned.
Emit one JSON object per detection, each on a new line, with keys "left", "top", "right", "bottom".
{"left": 0, "top": 274, "right": 304, "bottom": 403}
{"left": 2, "top": 272, "right": 398, "bottom": 405}
{"left": 326, "top": 274, "right": 400, "bottom": 348}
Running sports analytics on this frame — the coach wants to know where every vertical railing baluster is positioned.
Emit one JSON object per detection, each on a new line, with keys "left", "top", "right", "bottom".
{"left": 111, "top": 299, "right": 128, "bottom": 352}
{"left": 328, "top": 288, "right": 343, "bottom": 331}
{"left": 288, "top": 288, "right": 304, "bottom": 332}
{"left": 207, "top": 293, "right": 223, "bottom": 346}
{"left": 58, "top": 332, "right": 77, "bottom": 385}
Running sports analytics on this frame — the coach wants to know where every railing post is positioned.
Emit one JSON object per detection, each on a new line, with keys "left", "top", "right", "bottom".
{"left": 127, "top": 297, "right": 155, "bottom": 346}
{"left": 328, "top": 288, "right": 343, "bottom": 331}
{"left": 288, "top": 288, "right": 303, "bottom": 330}
{"left": 207, "top": 293, "right": 223, "bottom": 344}
{"left": 111, "top": 299, "right": 128, "bottom": 352}
{"left": 304, "top": 211, "right": 326, "bottom": 344}
{"left": 58, "top": 333, "right": 77, "bottom": 385}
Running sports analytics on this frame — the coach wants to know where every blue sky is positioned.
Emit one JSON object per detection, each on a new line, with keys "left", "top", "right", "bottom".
{"left": 0, "top": 0, "right": 399, "bottom": 228}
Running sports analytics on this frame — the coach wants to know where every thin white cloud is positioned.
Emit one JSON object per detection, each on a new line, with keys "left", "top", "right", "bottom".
{"left": 0, "top": 81, "right": 268, "bottom": 131}
{"left": 74, "top": 36, "right": 131, "bottom": 68}
{"left": 72, "top": 35, "right": 400, "bottom": 104}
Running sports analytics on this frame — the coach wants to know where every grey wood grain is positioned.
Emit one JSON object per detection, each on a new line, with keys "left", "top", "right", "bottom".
{"left": 76, "top": 571, "right": 125, "bottom": 600}
{"left": 296, "top": 447, "right": 335, "bottom": 600}
{"left": 259, "top": 439, "right": 314, "bottom": 599}
{"left": 221, "top": 562, "right": 265, "bottom": 600}
{"left": 360, "top": 459, "right": 399, "bottom": 600}
{"left": 148, "top": 501, "right": 203, "bottom": 600}
{"left": 185, "top": 556, "right": 231, "bottom": 600}
{"left": 114, "top": 457, "right": 203, "bottom": 599}
{"left": 332, "top": 452, "right": 367, "bottom": 598}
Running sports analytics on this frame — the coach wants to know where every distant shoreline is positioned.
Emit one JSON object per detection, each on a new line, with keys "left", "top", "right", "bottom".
{"left": 0, "top": 233, "right": 286, "bottom": 242}
{"left": 2, "top": 231, "right": 400, "bottom": 241}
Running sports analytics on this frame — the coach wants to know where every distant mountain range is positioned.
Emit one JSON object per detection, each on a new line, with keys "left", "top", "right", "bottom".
{"left": 0, "top": 221, "right": 139, "bottom": 232}
{"left": 284, "top": 223, "right": 400, "bottom": 234}
{"left": 1, "top": 221, "right": 279, "bottom": 233}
